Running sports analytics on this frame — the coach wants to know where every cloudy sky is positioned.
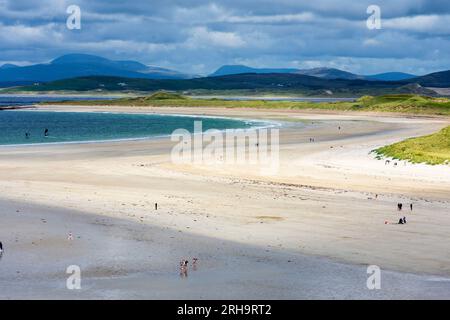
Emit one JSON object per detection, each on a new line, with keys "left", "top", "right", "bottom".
{"left": 0, "top": 0, "right": 449, "bottom": 75}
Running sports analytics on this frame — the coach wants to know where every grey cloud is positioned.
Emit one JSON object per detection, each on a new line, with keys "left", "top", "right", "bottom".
{"left": 0, "top": 0, "right": 448, "bottom": 75}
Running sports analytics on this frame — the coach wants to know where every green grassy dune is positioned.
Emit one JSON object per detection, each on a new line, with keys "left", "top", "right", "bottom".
{"left": 44, "top": 92, "right": 450, "bottom": 116}
{"left": 374, "top": 126, "right": 450, "bottom": 165}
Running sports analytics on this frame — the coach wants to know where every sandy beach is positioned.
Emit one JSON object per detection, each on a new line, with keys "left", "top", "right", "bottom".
{"left": 0, "top": 104, "right": 449, "bottom": 299}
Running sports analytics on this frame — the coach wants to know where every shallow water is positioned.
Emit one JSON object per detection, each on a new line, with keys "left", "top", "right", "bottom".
{"left": 0, "top": 94, "right": 115, "bottom": 107}
{"left": 0, "top": 111, "right": 261, "bottom": 145}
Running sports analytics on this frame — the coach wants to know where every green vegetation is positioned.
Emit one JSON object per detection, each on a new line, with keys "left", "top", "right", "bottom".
{"left": 374, "top": 126, "right": 450, "bottom": 165}
{"left": 138, "top": 92, "right": 187, "bottom": 100}
{"left": 353, "top": 94, "right": 450, "bottom": 115}
{"left": 44, "top": 93, "right": 450, "bottom": 116}
{"left": 1, "top": 73, "right": 437, "bottom": 96}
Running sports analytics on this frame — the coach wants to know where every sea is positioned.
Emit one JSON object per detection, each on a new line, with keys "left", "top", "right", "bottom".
{"left": 0, "top": 95, "right": 264, "bottom": 145}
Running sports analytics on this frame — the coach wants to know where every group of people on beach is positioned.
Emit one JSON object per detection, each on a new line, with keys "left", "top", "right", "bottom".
{"left": 25, "top": 128, "right": 49, "bottom": 139}
{"left": 396, "top": 202, "right": 413, "bottom": 224}
{"left": 384, "top": 201, "right": 413, "bottom": 225}
{"left": 179, "top": 257, "right": 198, "bottom": 278}
{"left": 397, "top": 203, "right": 413, "bottom": 211}
{"left": 385, "top": 160, "right": 399, "bottom": 166}
{"left": 307, "top": 126, "right": 342, "bottom": 144}
{"left": 385, "top": 159, "right": 408, "bottom": 167}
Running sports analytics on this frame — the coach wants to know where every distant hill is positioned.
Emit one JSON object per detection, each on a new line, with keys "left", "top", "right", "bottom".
{"left": 367, "top": 72, "right": 417, "bottom": 81}
{"left": 404, "top": 70, "right": 450, "bottom": 88}
{"left": 210, "top": 65, "right": 298, "bottom": 77}
{"left": 51, "top": 54, "right": 148, "bottom": 72}
{"left": 210, "top": 65, "right": 419, "bottom": 82}
{"left": 0, "top": 63, "right": 19, "bottom": 70}
{"left": 296, "top": 67, "right": 362, "bottom": 80}
{"left": 8, "top": 72, "right": 438, "bottom": 96}
{"left": 0, "top": 54, "right": 193, "bottom": 86}
{"left": 0, "top": 81, "right": 35, "bottom": 88}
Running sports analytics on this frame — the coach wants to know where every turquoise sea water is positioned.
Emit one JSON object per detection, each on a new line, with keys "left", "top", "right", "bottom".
{"left": 0, "top": 111, "right": 262, "bottom": 145}
{"left": 0, "top": 95, "right": 115, "bottom": 107}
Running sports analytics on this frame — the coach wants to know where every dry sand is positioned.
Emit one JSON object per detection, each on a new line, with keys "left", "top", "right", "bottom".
{"left": 0, "top": 104, "right": 449, "bottom": 299}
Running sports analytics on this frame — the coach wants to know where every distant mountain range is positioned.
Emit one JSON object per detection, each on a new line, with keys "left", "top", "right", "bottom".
{"left": 0, "top": 54, "right": 192, "bottom": 85}
{"left": 0, "top": 54, "right": 420, "bottom": 87}
{"left": 209, "top": 65, "right": 417, "bottom": 81}
{"left": 1, "top": 54, "right": 449, "bottom": 94}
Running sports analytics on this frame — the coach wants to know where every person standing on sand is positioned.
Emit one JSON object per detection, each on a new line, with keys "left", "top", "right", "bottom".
{"left": 410, "top": 203, "right": 413, "bottom": 211}
{"left": 155, "top": 203, "right": 158, "bottom": 210}
{"left": 0, "top": 241, "right": 3, "bottom": 254}
{"left": 179, "top": 259, "right": 189, "bottom": 278}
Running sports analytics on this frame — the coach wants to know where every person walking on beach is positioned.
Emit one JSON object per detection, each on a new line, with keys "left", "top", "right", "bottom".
{"left": 180, "top": 259, "right": 188, "bottom": 278}
{"left": 410, "top": 203, "right": 413, "bottom": 211}
{"left": 155, "top": 203, "right": 158, "bottom": 211}
{"left": 0, "top": 241, "right": 3, "bottom": 255}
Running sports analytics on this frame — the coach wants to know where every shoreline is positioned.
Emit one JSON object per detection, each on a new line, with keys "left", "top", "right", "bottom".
{"left": 0, "top": 107, "right": 281, "bottom": 148}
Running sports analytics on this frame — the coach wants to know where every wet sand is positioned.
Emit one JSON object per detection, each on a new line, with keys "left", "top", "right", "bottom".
{"left": 0, "top": 104, "right": 449, "bottom": 299}
{"left": 1, "top": 198, "right": 449, "bottom": 299}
